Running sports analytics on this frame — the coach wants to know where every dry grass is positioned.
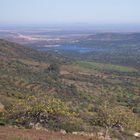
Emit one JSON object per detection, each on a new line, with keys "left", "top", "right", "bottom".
{"left": 60, "top": 65, "right": 99, "bottom": 76}
{"left": 0, "top": 127, "right": 96, "bottom": 140}
{"left": 18, "top": 59, "right": 48, "bottom": 68}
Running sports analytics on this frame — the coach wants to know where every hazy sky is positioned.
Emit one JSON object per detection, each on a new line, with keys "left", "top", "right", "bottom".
{"left": 0, "top": 0, "right": 140, "bottom": 25}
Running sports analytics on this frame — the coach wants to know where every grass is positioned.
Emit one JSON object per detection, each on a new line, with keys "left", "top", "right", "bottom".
{"left": 6, "top": 135, "right": 31, "bottom": 140}
{"left": 6, "top": 135, "right": 22, "bottom": 140}
{"left": 75, "top": 61, "right": 138, "bottom": 73}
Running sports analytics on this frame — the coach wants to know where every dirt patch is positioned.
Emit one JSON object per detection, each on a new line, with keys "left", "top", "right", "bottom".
{"left": 0, "top": 127, "right": 95, "bottom": 140}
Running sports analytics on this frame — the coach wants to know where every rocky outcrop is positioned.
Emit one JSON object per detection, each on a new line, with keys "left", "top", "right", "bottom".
{"left": 29, "top": 122, "right": 48, "bottom": 131}
{"left": 60, "top": 129, "right": 67, "bottom": 134}
{"left": 134, "top": 132, "right": 140, "bottom": 138}
{"left": 72, "top": 131, "right": 94, "bottom": 137}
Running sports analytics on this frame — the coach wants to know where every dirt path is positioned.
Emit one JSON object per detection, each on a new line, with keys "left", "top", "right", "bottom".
{"left": 0, "top": 127, "right": 95, "bottom": 140}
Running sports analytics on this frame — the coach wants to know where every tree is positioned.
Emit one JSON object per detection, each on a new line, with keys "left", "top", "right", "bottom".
{"left": 47, "top": 63, "right": 60, "bottom": 74}
{"left": 93, "top": 102, "right": 140, "bottom": 137}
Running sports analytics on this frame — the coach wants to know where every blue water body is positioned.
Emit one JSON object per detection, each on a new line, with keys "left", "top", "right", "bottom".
{"left": 36, "top": 45, "right": 108, "bottom": 54}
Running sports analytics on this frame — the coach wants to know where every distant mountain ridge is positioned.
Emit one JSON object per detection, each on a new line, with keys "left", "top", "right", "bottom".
{"left": 87, "top": 33, "right": 140, "bottom": 41}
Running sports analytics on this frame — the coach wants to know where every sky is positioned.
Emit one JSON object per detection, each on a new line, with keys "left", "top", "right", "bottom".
{"left": 0, "top": 0, "right": 140, "bottom": 25}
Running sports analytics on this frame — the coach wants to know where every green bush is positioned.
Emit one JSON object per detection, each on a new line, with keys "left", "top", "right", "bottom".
{"left": 6, "top": 135, "right": 22, "bottom": 140}
{"left": 47, "top": 119, "right": 84, "bottom": 132}
{"left": 0, "top": 119, "right": 6, "bottom": 126}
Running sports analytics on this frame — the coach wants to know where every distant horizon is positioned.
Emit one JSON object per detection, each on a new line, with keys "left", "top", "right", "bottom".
{"left": 1, "top": 23, "right": 140, "bottom": 33}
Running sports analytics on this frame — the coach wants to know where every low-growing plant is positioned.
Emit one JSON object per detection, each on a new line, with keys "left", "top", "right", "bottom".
{"left": 6, "top": 135, "right": 22, "bottom": 140}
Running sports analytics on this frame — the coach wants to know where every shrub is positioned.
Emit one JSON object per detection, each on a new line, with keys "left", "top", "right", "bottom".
{"left": 5, "top": 95, "right": 72, "bottom": 128}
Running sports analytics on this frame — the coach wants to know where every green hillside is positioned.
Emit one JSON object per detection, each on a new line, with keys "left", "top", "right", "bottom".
{"left": 0, "top": 39, "right": 140, "bottom": 140}
{"left": 75, "top": 61, "right": 138, "bottom": 72}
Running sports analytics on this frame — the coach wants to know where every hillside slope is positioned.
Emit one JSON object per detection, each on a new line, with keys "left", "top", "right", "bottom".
{"left": 0, "top": 39, "right": 140, "bottom": 140}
